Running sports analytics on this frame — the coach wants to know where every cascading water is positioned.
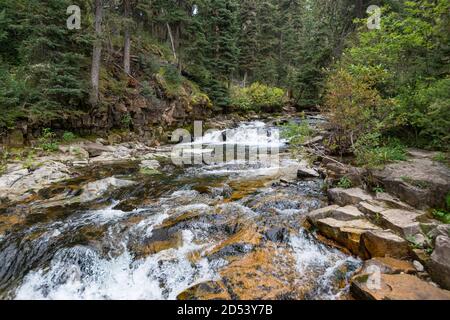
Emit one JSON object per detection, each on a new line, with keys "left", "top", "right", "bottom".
{"left": 0, "top": 120, "right": 361, "bottom": 300}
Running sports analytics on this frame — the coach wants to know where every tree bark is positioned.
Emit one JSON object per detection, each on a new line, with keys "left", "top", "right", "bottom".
{"left": 90, "top": 0, "right": 103, "bottom": 106}
{"left": 123, "top": 0, "right": 131, "bottom": 75}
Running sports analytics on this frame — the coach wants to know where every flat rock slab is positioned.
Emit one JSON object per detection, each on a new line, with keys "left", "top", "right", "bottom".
{"left": 377, "top": 209, "right": 424, "bottom": 237}
{"left": 307, "top": 205, "right": 340, "bottom": 224}
{"left": 307, "top": 205, "right": 363, "bottom": 225}
{"left": 361, "top": 257, "right": 416, "bottom": 275}
{"left": 332, "top": 206, "right": 365, "bottom": 221}
{"left": 351, "top": 273, "right": 450, "bottom": 300}
{"left": 372, "top": 157, "right": 450, "bottom": 209}
{"left": 359, "top": 229, "right": 412, "bottom": 260}
{"left": 328, "top": 188, "right": 373, "bottom": 206}
{"left": 297, "top": 167, "right": 320, "bottom": 178}
{"left": 316, "top": 218, "right": 381, "bottom": 255}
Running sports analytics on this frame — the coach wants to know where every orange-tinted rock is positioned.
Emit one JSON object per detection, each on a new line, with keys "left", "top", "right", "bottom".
{"left": 359, "top": 230, "right": 412, "bottom": 260}
{"left": 361, "top": 257, "right": 416, "bottom": 275}
{"left": 177, "top": 281, "right": 231, "bottom": 300}
{"left": 351, "top": 273, "right": 450, "bottom": 300}
{"left": 315, "top": 218, "right": 381, "bottom": 255}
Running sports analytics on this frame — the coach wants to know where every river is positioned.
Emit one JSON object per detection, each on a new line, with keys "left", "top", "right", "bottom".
{"left": 0, "top": 120, "right": 360, "bottom": 300}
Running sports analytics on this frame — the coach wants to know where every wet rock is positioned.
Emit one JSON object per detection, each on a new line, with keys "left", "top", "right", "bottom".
{"left": 82, "top": 142, "right": 114, "bottom": 157}
{"left": 264, "top": 227, "right": 289, "bottom": 243}
{"left": 218, "top": 247, "right": 300, "bottom": 300}
{"left": 113, "top": 201, "right": 137, "bottom": 212}
{"left": 79, "top": 177, "right": 136, "bottom": 203}
{"left": 328, "top": 188, "right": 373, "bottom": 206}
{"left": 376, "top": 209, "right": 425, "bottom": 237}
{"left": 351, "top": 273, "right": 450, "bottom": 300}
{"left": 361, "top": 257, "right": 416, "bottom": 275}
{"left": 297, "top": 167, "right": 320, "bottom": 179}
{"left": 139, "top": 160, "right": 161, "bottom": 170}
{"left": 429, "top": 236, "right": 450, "bottom": 290}
{"left": 371, "top": 155, "right": 450, "bottom": 209}
{"left": 136, "top": 231, "right": 183, "bottom": 257}
{"left": 177, "top": 281, "right": 231, "bottom": 300}
{"left": 315, "top": 218, "right": 381, "bottom": 255}
{"left": 359, "top": 230, "right": 412, "bottom": 260}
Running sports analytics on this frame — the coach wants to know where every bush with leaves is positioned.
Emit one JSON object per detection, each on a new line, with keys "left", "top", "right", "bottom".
{"left": 231, "top": 82, "right": 285, "bottom": 112}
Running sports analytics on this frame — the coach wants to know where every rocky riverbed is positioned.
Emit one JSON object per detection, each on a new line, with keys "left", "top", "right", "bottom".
{"left": 0, "top": 116, "right": 449, "bottom": 300}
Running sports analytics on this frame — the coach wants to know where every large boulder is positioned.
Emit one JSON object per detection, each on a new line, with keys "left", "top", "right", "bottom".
{"left": 315, "top": 218, "right": 381, "bottom": 255}
{"left": 328, "top": 188, "right": 373, "bottom": 206}
{"left": 359, "top": 230, "right": 412, "bottom": 260}
{"left": 351, "top": 273, "right": 450, "bottom": 300}
{"left": 429, "top": 236, "right": 450, "bottom": 290}
{"left": 371, "top": 154, "right": 450, "bottom": 209}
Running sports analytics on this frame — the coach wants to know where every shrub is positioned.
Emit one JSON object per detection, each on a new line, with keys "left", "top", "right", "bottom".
{"left": 322, "top": 68, "right": 397, "bottom": 154}
{"left": 337, "top": 177, "right": 353, "bottom": 189}
{"left": 281, "top": 121, "right": 313, "bottom": 146}
{"left": 62, "top": 131, "right": 76, "bottom": 143}
{"left": 432, "top": 209, "right": 450, "bottom": 224}
{"left": 121, "top": 114, "right": 132, "bottom": 130}
{"left": 353, "top": 134, "right": 407, "bottom": 168}
{"left": 231, "top": 82, "right": 285, "bottom": 112}
{"left": 38, "top": 128, "right": 59, "bottom": 152}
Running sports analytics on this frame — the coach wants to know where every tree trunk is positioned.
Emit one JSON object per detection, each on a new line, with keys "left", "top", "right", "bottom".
{"left": 166, "top": 22, "right": 177, "bottom": 63}
{"left": 90, "top": 0, "right": 103, "bottom": 106}
{"left": 123, "top": 0, "right": 131, "bottom": 75}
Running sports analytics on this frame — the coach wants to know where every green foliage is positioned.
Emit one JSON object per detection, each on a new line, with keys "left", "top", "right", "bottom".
{"left": 38, "top": 128, "right": 59, "bottom": 152}
{"left": 324, "top": 0, "right": 450, "bottom": 155}
{"left": 281, "top": 121, "right": 313, "bottom": 146}
{"left": 62, "top": 131, "right": 77, "bottom": 143}
{"left": 432, "top": 209, "right": 450, "bottom": 224}
{"left": 354, "top": 134, "right": 407, "bottom": 168}
{"left": 121, "top": 114, "right": 132, "bottom": 130}
{"left": 337, "top": 177, "right": 353, "bottom": 189}
{"left": 0, "top": 0, "right": 91, "bottom": 127}
{"left": 231, "top": 83, "right": 285, "bottom": 112}
{"left": 373, "top": 186, "right": 385, "bottom": 194}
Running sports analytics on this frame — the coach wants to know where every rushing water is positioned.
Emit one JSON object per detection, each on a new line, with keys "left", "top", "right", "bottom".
{"left": 0, "top": 120, "right": 360, "bottom": 300}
